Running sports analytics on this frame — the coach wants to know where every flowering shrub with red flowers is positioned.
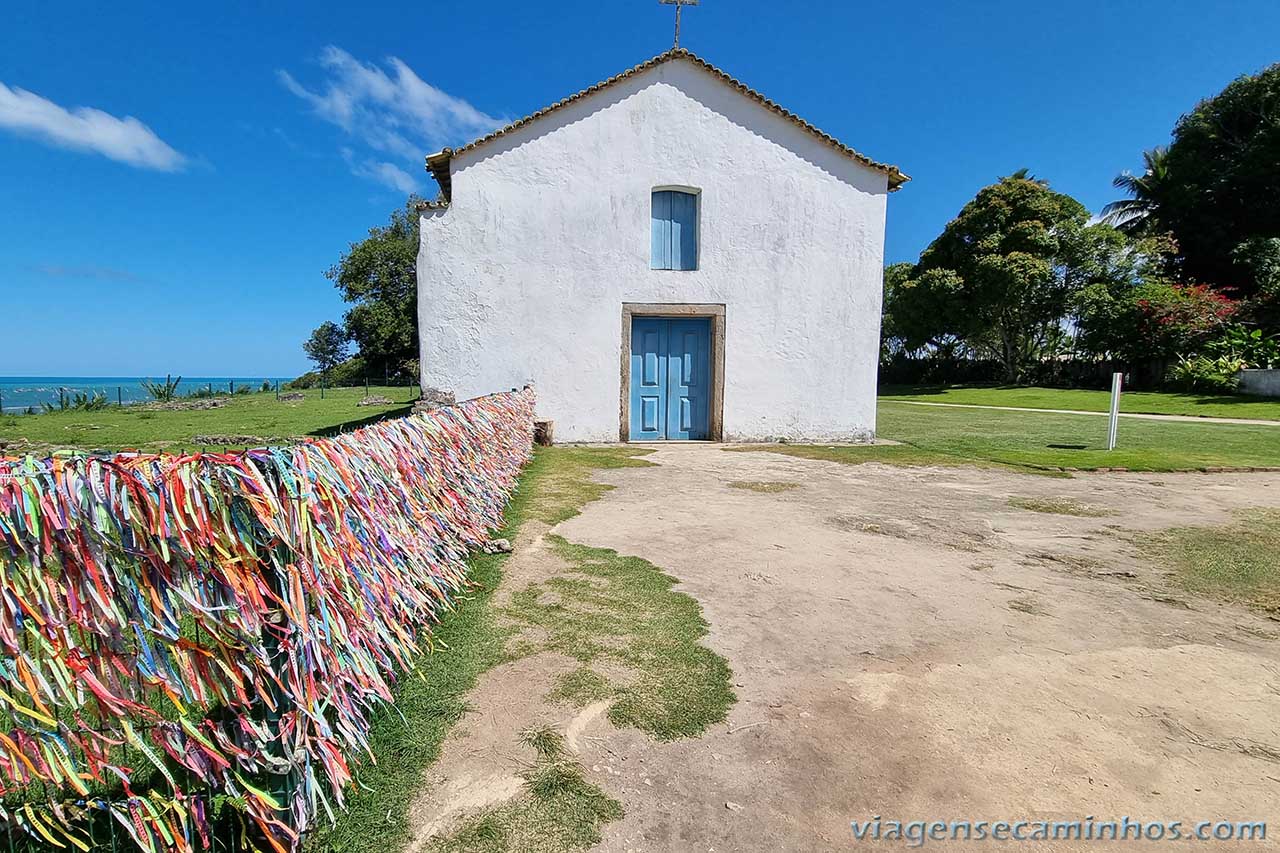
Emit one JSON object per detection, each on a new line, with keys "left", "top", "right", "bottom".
{"left": 1133, "top": 283, "right": 1238, "bottom": 348}
{"left": 1074, "top": 279, "right": 1239, "bottom": 366}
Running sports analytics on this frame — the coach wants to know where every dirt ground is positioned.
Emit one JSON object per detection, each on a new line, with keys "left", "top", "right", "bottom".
{"left": 408, "top": 446, "right": 1280, "bottom": 851}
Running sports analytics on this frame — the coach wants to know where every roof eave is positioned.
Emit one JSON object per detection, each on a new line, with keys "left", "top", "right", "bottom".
{"left": 418, "top": 149, "right": 454, "bottom": 208}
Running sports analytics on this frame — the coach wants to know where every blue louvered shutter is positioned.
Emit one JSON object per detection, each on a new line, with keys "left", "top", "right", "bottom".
{"left": 651, "top": 191, "right": 672, "bottom": 270}
{"left": 651, "top": 190, "right": 698, "bottom": 270}
{"left": 672, "top": 192, "right": 697, "bottom": 270}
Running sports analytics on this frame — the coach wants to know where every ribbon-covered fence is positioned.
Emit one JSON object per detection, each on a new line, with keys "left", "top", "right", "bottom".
{"left": 0, "top": 388, "right": 535, "bottom": 852}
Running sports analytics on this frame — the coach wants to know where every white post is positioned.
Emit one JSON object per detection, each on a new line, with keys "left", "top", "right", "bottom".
{"left": 1107, "top": 372, "right": 1123, "bottom": 451}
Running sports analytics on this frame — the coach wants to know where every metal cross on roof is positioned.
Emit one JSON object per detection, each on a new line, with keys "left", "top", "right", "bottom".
{"left": 659, "top": 0, "right": 699, "bottom": 48}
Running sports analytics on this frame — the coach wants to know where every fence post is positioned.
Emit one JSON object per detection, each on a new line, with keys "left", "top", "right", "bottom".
{"left": 0, "top": 386, "right": 3, "bottom": 414}
{"left": 1107, "top": 371, "right": 1123, "bottom": 451}
{"left": 320, "top": 377, "right": 325, "bottom": 400}
{"left": 276, "top": 380, "right": 280, "bottom": 401}
{"left": 117, "top": 386, "right": 123, "bottom": 407}
{"left": 60, "top": 388, "right": 66, "bottom": 410}
{"left": 230, "top": 379, "right": 235, "bottom": 395}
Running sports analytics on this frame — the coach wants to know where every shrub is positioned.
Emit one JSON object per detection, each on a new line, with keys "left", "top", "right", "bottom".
{"left": 40, "top": 391, "right": 111, "bottom": 413}
{"left": 1166, "top": 354, "right": 1244, "bottom": 392}
{"left": 1204, "top": 325, "right": 1280, "bottom": 369}
{"left": 140, "top": 374, "right": 182, "bottom": 402}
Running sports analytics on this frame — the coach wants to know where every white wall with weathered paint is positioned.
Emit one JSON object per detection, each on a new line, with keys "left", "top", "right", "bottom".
{"left": 418, "top": 56, "right": 890, "bottom": 442}
{"left": 1239, "top": 369, "right": 1280, "bottom": 398}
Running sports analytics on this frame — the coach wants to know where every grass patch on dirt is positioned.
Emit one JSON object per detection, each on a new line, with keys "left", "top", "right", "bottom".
{"left": 526, "top": 447, "right": 656, "bottom": 525}
{"left": 425, "top": 727, "right": 622, "bottom": 853}
{"left": 549, "top": 666, "right": 615, "bottom": 706}
{"left": 880, "top": 384, "right": 1280, "bottom": 421}
{"left": 306, "top": 445, "right": 649, "bottom": 852}
{"left": 728, "top": 479, "right": 800, "bottom": 493}
{"left": 1007, "top": 595, "right": 1047, "bottom": 616}
{"left": 1142, "top": 509, "right": 1280, "bottom": 613}
{"left": 1008, "top": 496, "right": 1114, "bottom": 517}
{"left": 0, "top": 386, "right": 418, "bottom": 453}
{"left": 506, "top": 536, "right": 734, "bottom": 741}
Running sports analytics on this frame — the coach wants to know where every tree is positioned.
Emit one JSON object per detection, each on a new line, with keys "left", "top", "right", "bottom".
{"left": 1074, "top": 279, "right": 1238, "bottom": 366}
{"left": 1159, "top": 62, "right": 1280, "bottom": 298}
{"left": 882, "top": 263, "right": 967, "bottom": 357}
{"left": 303, "top": 321, "right": 350, "bottom": 375}
{"left": 882, "top": 262, "right": 940, "bottom": 355}
{"left": 1232, "top": 237, "right": 1280, "bottom": 329}
{"left": 900, "top": 173, "right": 1096, "bottom": 382}
{"left": 326, "top": 196, "right": 423, "bottom": 376}
{"left": 1101, "top": 147, "right": 1171, "bottom": 237}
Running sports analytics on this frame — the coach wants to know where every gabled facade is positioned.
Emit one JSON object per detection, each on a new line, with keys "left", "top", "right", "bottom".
{"left": 417, "top": 48, "right": 906, "bottom": 442}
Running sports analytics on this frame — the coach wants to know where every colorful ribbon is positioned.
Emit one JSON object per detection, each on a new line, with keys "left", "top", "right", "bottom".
{"left": 0, "top": 389, "right": 535, "bottom": 851}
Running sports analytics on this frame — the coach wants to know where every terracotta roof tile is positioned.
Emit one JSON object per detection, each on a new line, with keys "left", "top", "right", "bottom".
{"left": 418, "top": 47, "right": 907, "bottom": 209}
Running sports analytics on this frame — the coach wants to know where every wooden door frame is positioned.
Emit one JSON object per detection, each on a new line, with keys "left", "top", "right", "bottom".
{"left": 619, "top": 303, "right": 725, "bottom": 442}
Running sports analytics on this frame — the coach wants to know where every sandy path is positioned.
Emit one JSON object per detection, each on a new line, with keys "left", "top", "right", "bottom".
{"left": 408, "top": 446, "right": 1280, "bottom": 851}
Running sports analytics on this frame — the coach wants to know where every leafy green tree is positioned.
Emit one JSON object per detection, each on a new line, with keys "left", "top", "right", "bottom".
{"left": 1232, "top": 237, "right": 1280, "bottom": 329}
{"left": 882, "top": 262, "right": 948, "bottom": 355}
{"left": 1159, "top": 63, "right": 1280, "bottom": 297}
{"left": 326, "top": 196, "right": 423, "bottom": 376}
{"left": 303, "top": 321, "right": 350, "bottom": 374}
{"left": 902, "top": 173, "right": 1096, "bottom": 382}
{"left": 882, "top": 264, "right": 967, "bottom": 357}
{"left": 1101, "top": 147, "right": 1171, "bottom": 237}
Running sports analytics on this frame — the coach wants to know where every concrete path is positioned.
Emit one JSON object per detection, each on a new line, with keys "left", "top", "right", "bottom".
{"left": 886, "top": 398, "right": 1280, "bottom": 426}
{"left": 554, "top": 447, "right": 1280, "bottom": 851}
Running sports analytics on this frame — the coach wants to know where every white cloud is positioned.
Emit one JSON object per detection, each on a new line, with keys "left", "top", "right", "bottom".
{"left": 0, "top": 83, "right": 185, "bottom": 171}
{"left": 279, "top": 46, "right": 501, "bottom": 191}
{"left": 341, "top": 148, "right": 419, "bottom": 193}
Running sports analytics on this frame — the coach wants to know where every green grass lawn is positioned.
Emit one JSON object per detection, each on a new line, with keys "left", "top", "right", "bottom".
{"left": 880, "top": 384, "right": 1280, "bottom": 421}
{"left": 737, "top": 401, "right": 1280, "bottom": 474}
{"left": 1143, "top": 509, "right": 1280, "bottom": 613}
{"left": 878, "top": 401, "right": 1280, "bottom": 471}
{"left": 880, "top": 399, "right": 1280, "bottom": 471}
{"left": 0, "top": 386, "right": 418, "bottom": 453}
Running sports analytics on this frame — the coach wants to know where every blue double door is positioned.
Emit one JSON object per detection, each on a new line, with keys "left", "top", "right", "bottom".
{"left": 630, "top": 316, "right": 711, "bottom": 440}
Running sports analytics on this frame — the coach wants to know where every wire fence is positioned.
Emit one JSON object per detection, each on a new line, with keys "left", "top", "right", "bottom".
{"left": 0, "top": 375, "right": 419, "bottom": 416}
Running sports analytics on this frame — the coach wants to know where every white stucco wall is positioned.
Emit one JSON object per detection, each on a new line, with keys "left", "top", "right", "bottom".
{"left": 418, "top": 57, "right": 890, "bottom": 442}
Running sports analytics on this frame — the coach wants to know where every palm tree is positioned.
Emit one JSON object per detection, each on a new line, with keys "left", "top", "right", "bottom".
{"left": 1005, "top": 167, "right": 1046, "bottom": 185}
{"left": 1101, "top": 147, "right": 1169, "bottom": 236}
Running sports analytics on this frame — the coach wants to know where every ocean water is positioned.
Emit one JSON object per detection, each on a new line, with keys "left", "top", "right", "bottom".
{"left": 0, "top": 376, "right": 293, "bottom": 414}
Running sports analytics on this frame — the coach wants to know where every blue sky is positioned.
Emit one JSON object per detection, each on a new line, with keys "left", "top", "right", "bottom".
{"left": 3, "top": 0, "right": 1278, "bottom": 376}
